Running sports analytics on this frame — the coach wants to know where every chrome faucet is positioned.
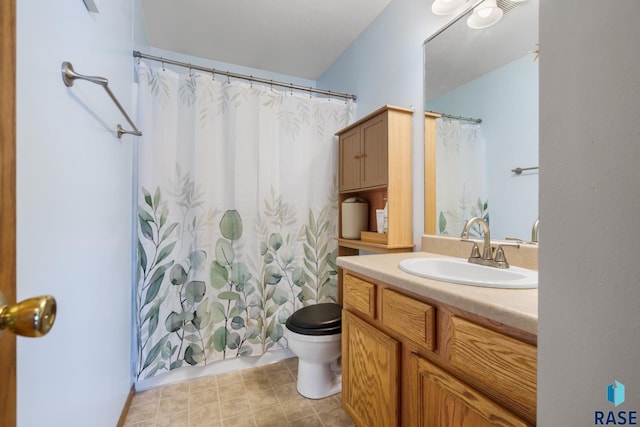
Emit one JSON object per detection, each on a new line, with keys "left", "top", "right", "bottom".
{"left": 531, "top": 218, "right": 539, "bottom": 244}
{"left": 460, "top": 217, "right": 492, "bottom": 260}
{"left": 460, "top": 217, "right": 511, "bottom": 269}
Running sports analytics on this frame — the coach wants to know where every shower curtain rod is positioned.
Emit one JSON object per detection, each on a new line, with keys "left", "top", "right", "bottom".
{"left": 133, "top": 51, "right": 357, "bottom": 101}
{"left": 427, "top": 110, "right": 482, "bottom": 124}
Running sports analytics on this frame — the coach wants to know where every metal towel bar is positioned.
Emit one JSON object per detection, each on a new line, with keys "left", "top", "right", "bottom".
{"left": 511, "top": 166, "right": 539, "bottom": 175}
{"left": 61, "top": 62, "right": 142, "bottom": 138}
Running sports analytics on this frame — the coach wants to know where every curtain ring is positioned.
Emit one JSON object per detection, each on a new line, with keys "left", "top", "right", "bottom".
{"left": 211, "top": 70, "right": 215, "bottom": 81}
{"left": 227, "top": 73, "right": 231, "bottom": 84}
{"left": 188, "top": 64, "right": 193, "bottom": 77}
{"left": 250, "top": 76, "right": 253, "bottom": 88}
{"left": 161, "top": 59, "right": 165, "bottom": 71}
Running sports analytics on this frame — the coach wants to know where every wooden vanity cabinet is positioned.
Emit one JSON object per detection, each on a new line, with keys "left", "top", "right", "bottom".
{"left": 336, "top": 105, "right": 413, "bottom": 255}
{"left": 341, "top": 271, "right": 537, "bottom": 427}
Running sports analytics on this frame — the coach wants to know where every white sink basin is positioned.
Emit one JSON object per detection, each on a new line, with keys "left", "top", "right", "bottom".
{"left": 398, "top": 257, "right": 538, "bottom": 289}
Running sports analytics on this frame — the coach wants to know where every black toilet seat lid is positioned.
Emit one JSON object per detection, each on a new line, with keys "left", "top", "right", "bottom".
{"left": 286, "top": 303, "right": 342, "bottom": 336}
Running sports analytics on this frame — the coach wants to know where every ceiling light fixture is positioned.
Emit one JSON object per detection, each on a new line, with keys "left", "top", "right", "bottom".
{"left": 466, "top": 0, "right": 504, "bottom": 29}
{"left": 431, "top": 0, "right": 468, "bottom": 16}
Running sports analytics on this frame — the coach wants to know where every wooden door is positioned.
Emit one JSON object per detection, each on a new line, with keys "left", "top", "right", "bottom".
{"left": 359, "top": 113, "right": 387, "bottom": 189}
{"left": 409, "top": 354, "right": 528, "bottom": 427}
{"left": 342, "top": 310, "right": 399, "bottom": 427}
{"left": 0, "top": 0, "right": 17, "bottom": 425}
{"left": 339, "top": 126, "right": 361, "bottom": 192}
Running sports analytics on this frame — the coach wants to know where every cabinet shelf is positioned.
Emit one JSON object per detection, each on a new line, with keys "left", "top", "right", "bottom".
{"left": 337, "top": 238, "right": 414, "bottom": 254}
{"left": 338, "top": 185, "right": 386, "bottom": 195}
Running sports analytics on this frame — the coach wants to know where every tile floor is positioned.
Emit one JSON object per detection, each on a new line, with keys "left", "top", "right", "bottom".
{"left": 124, "top": 358, "right": 354, "bottom": 427}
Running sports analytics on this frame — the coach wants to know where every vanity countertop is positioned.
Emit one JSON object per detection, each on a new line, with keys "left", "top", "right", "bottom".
{"left": 337, "top": 251, "right": 538, "bottom": 335}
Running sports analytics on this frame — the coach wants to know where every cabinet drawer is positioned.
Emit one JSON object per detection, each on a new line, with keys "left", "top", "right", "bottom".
{"left": 449, "top": 317, "right": 537, "bottom": 421}
{"left": 343, "top": 274, "right": 376, "bottom": 318}
{"left": 381, "top": 288, "right": 435, "bottom": 351}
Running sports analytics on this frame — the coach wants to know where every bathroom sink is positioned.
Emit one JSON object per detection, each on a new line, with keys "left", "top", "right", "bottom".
{"left": 398, "top": 257, "right": 538, "bottom": 289}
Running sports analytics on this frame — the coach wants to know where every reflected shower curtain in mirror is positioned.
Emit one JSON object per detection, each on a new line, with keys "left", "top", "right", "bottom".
{"left": 436, "top": 118, "right": 489, "bottom": 237}
{"left": 135, "top": 62, "right": 355, "bottom": 380}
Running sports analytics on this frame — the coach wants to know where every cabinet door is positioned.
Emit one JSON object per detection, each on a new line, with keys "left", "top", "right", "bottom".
{"left": 448, "top": 317, "right": 537, "bottom": 423}
{"left": 342, "top": 311, "right": 399, "bottom": 427}
{"left": 408, "top": 354, "right": 528, "bottom": 427}
{"left": 360, "top": 113, "right": 388, "bottom": 189}
{"left": 339, "top": 126, "right": 361, "bottom": 192}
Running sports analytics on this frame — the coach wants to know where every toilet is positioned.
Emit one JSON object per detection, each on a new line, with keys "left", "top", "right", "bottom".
{"left": 284, "top": 302, "right": 342, "bottom": 399}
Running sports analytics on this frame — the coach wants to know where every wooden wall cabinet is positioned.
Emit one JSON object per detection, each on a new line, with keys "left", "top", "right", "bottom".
{"left": 339, "top": 112, "right": 388, "bottom": 192}
{"left": 336, "top": 105, "right": 413, "bottom": 255}
{"left": 341, "top": 271, "right": 537, "bottom": 427}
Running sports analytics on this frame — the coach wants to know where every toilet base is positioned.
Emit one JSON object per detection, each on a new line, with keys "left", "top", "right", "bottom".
{"left": 296, "top": 358, "right": 342, "bottom": 399}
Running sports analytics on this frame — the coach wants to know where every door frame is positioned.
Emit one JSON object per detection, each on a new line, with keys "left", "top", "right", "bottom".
{"left": 0, "top": 0, "right": 18, "bottom": 425}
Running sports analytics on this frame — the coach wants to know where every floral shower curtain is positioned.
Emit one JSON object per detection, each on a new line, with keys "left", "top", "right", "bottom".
{"left": 436, "top": 118, "right": 489, "bottom": 237}
{"left": 135, "top": 61, "right": 355, "bottom": 380}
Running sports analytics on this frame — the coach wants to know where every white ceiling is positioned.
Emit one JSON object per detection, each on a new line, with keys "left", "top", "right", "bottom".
{"left": 140, "top": 0, "right": 393, "bottom": 80}
{"left": 424, "top": 0, "right": 539, "bottom": 101}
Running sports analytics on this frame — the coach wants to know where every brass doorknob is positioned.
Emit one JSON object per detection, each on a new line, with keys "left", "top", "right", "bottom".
{"left": 0, "top": 294, "right": 56, "bottom": 337}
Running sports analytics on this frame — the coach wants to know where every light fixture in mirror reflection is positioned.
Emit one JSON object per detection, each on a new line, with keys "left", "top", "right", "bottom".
{"left": 431, "top": 0, "right": 467, "bottom": 16}
{"left": 467, "top": 0, "right": 504, "bottom": 29}
{"left": 424, "top": 0, "right": 538, "bottom": 241}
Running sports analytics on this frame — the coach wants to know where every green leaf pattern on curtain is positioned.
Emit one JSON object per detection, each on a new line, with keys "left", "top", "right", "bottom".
{"left": 435, "top": 118, "right": 489, "bottom": 237}
{"left": 135, "top": 62, "right": 355, "bottom": 380}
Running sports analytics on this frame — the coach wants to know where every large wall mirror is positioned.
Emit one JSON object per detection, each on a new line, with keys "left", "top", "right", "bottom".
{"left": 424, "top": 0, "right": 539, "bottom": 241}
